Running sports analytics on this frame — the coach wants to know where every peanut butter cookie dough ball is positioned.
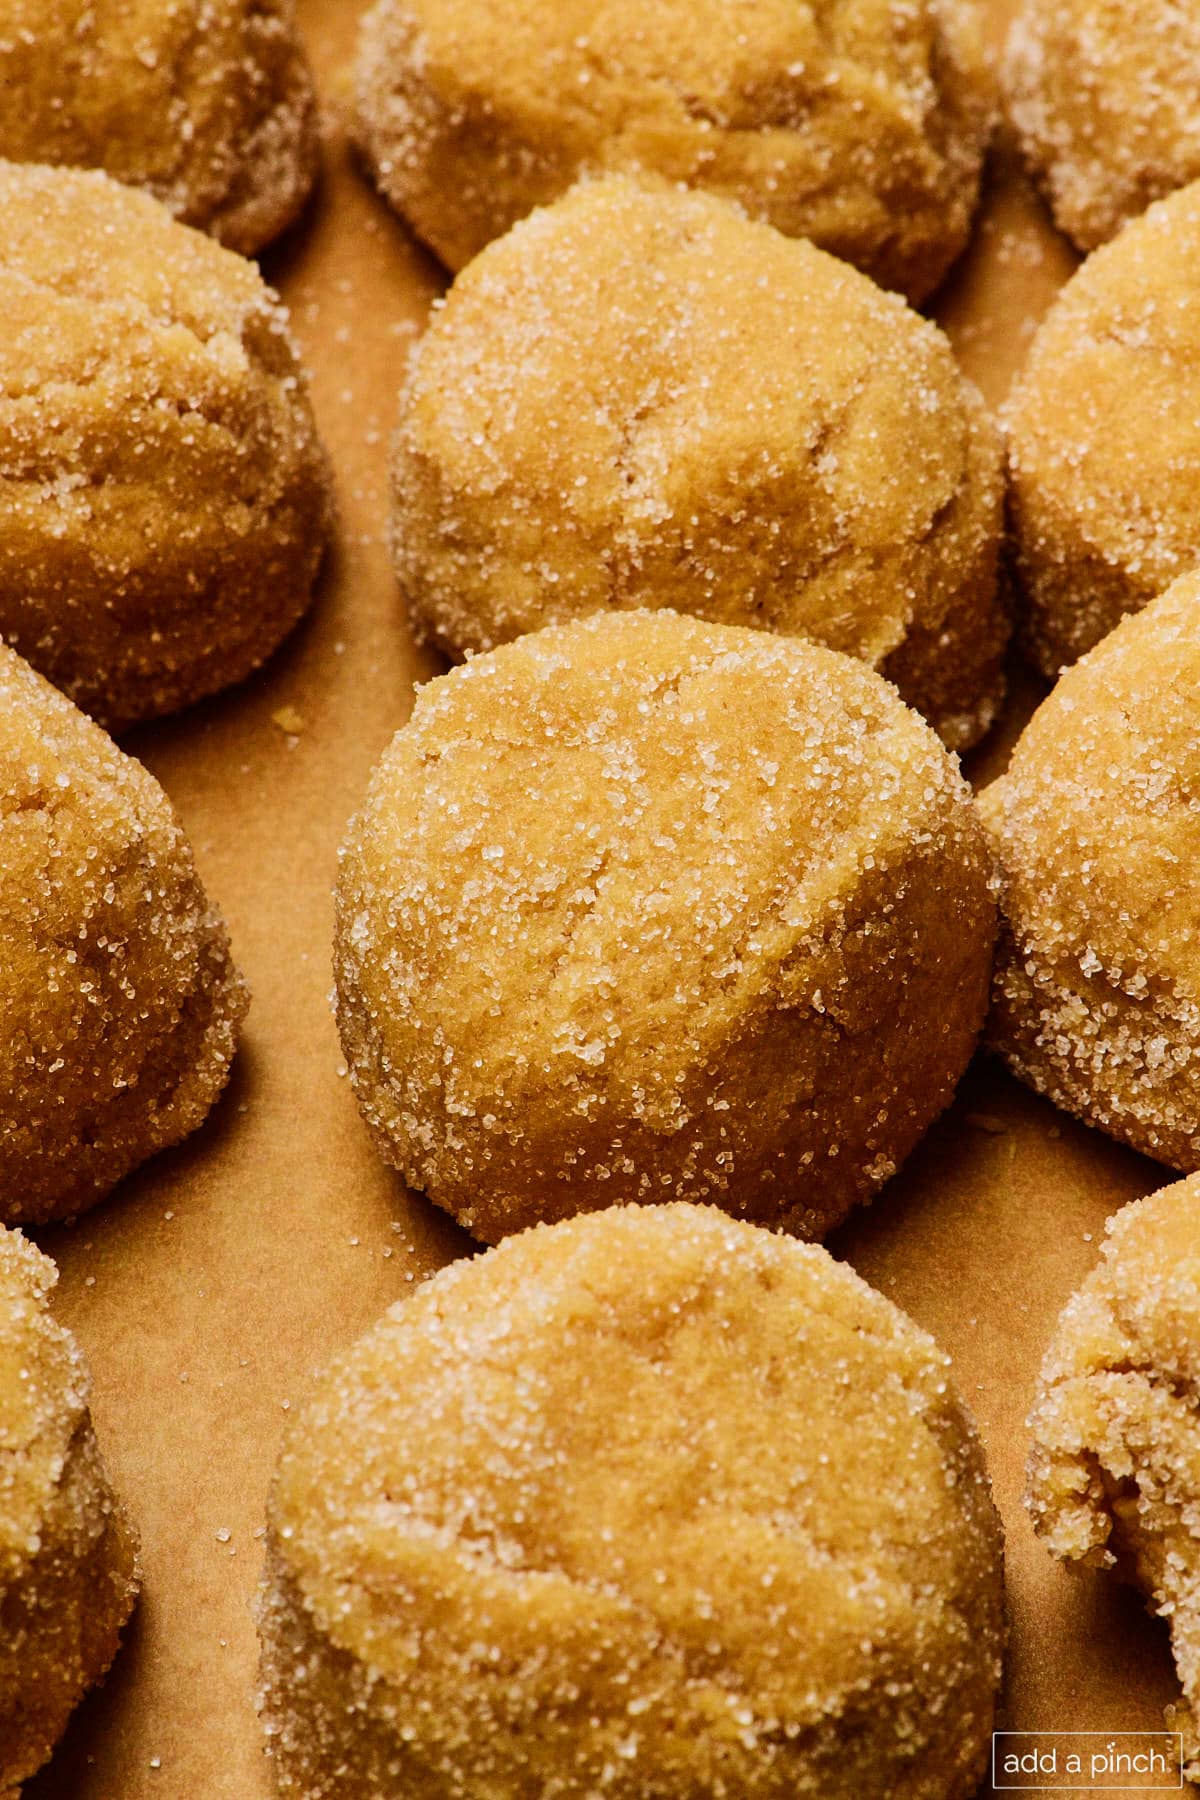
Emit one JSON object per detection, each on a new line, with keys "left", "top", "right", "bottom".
{"left": 0, "top": 0, "right": 319, "bottom": 255}
{"left": 1006, "top": 180, "right": 1200, "bottom": 677}
{"left": 0, "top": 644, "right": 247, "bottom": 1226}
{"left": 334, "top": 610, "right": 996, "bottom": 1245}
{"left": 1028, "top": 1174, "right": 1200, "bottom": 1776}
{"left": 983, "top": 572, "right": 1200, "bottom": 1169}
{"left": 354, "top": 0, "right": 993, "bottom": 303}
{"left": 0, "top": 162, "right": 332, "bottom": 728}
{"left": 393, "top": 180, "right": 1007, "bottom": 754}
{"left": 0, "top": 1228, "right": 138, "bottom": 1791}
{"left": 1004, "top": 0, "right": 1200, "bottom": 254}
{"left": 258, "top": 1203, "right": 1006, "bottom": 1800}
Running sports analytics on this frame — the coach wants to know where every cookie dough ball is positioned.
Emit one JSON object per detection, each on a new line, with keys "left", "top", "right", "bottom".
{"left": 1027, "top": 1174, "right": 1200, "bottom": 1775}
{"left": 354, "top": 0, "right": 994, "bottom": 303}
{"left": 1004, "top": 0, "right": 1200, "bottom": 254}
{"left": 983, "top": 572, "right": 1200, "bottom": 1168}
{"left": 0, "top": 0, "right": 319, "bottom": 255}
{"left": 334, "top": 610, "right": 996, "bottom": 1245}
{"left": 0, "top": 1228, "right": 138, "bottom": 1790}
{"left": 0, "top": 644, "right": 248, "bottom": 1226}
{"left": 393, "top": 180, "right": 1007, "bottom": 754}
{"left": 259, "top": 1202, "right": 1006, "bottom": 1800}
{"left": 0, "top": 162, "right": 332, "bottom": 728}
{"left": 1006, "top": 180, "right": 1200, "bottom": 677}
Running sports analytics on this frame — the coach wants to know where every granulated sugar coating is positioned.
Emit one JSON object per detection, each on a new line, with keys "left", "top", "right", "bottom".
{"left": 0, "top": 162, "right": 332, "bottom": 728}
{"left": 257, "top": 1202, "right": 1005, "bottom": 1799}
{"left": 0, "top": 644, "right": 247, "bottom": 1226}
{"left": 983, "top": 570, "right": 1200, "bottom": 1170}
{"left": 1005, "top": 179, "right": 1200, "bottom": 678}
{"left": 1027, "top": 1174, "right": 1200, "bottom": 1777}
{"left": 0, "top": 1227, "right": 138, "bottom": 1791}
{"left": 0, "top": 0, "right": 319, "bottom": 255}
{"left": 1004, "top": 0, "right": 1200, "bottom": 254}
{"left": 353, "top": 0, "right": 993, "bottom": 304}
{"left": 333, "top": 610, "right": 997, "bottom": 1245}
{"left": 393, "top": 179, "right": 1008, "bottom": 754}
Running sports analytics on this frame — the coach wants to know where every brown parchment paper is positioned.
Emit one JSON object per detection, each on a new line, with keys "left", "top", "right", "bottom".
{"left": 18, "top": 3, "right": 1185, "bottom": 1796}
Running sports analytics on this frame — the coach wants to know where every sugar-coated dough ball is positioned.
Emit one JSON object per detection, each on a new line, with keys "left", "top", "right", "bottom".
{"left": 1004, "top": 0, "right": 1200, "bottom": 253}
{"left": 1006, "top": 181, "right": 1200, "bottom": 677}
{"left": 334, "top": 610, "right": 996, "bottom": 1245}
{"left": 0, "top": 644, "right": 247, "bottom": 1226}
{"left": 0, "top": 0, "right": 319, "bottom": 255}
{"left": 393, "top": 180, "right": 1007, "bottom": 754}
{"left": 258, "top": 1203, "right": 1005, "bottom": 1800}
{"left": 0, "top": 1228, "right": 138, "bottom": 1790}
{"left": 0, "top": 162, "right": 332, "bottom": 727}
{"left": 1027, "top": 1173, "right": 1200, "bottom": 1776}
{"left": 983, "top": 572, "right": 1200, "bottom": 1168}
{"left": 354, "top": 0, "right": 993, "bottom": 304}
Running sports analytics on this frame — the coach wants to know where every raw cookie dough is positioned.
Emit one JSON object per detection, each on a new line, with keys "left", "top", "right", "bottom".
{"left": 983, "top": 571, "right": 1200, "bottom": 1169}
{"left": 353, "top": 0, "right": 994, "bottom": 303}
{"left": 392, "top": 179, "right": 1008, "bottom": 754}
{"left": 0, "top": 0, "right": 319, "bottom": 255}
{"left": 334, "top": 609, "right": 997, "bottom": 1245}
{"left": 1006, "top": 179, "right": 1200, "bottom": 677}
{"left": 1004, "top": 0, "right": 1200, "bottom": 253}
{"left": 0, "top": 161, "right": 332, "bottom": 727}
{"left": 0, "top": 643, "right": 247, "bottom": 1226}
{"left": 0, "top": 1227, "right": 138, "bottom": 1792}
{"left": 258, "top": 1202, "right": 1006, "bottom": 1800}
{"left": 1027, "top": 1173, "right": 1200, "bottom": 1777}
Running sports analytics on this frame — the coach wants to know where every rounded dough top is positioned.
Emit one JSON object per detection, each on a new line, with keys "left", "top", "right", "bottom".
{"left": 0, "top": 160, "right": 330, "bottom": 725}
{"left": 982, "top": 569, "right": 1200, "bottom": 1018}
{"left": 0, "top": 1231, "right": 88, "bottom": 1590}
{"left": 1005, "top": 179, "right": 1200, "bottom": 667}
{"left": 1005, "top": 0, "right": 1200, "bottom": 251}
{"left": 356, "top": 0, "right": 992, "bottom": 300}
{"left": 0, "top": 640, "right": 246, "bottom": 1222}
{"left": 395, "top": 178, "right": 1005, "bottom": 750}
{"left": 271, "top": 1202, "right": 1004, "bottom": 1798}
{"left": 0, "top": 0, "right": 318, "bottom": 253}
{"left": 335, "top": 608, "right": 992, "bottom": 1238}
{"left": 0, "top": 159, "right": 299, "bottom": 454}
{"left": 1026, "top": 1173, "right": 1200, "bottom": 1771}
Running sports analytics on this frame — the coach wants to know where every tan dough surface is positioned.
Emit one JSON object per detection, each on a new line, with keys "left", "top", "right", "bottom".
{"left": 0, "top": 644, "right": 246, "bottom": 1227}
{"left": 393, "top": 177, "right": 1007, "bottom": 753}
{"left": 0, "top": 0, "right": 318, "bottom": 255}
{"left": 13, "top": 2, "right": 1194, "bottom": 1795}
{"left": 0, "top": 1227, "right": 138, "bottom": 1792}
{"left": 259, "top": 1202, "right": 1004, "bottom": 1800}
{"left": 1004, "top": 0, "right": 1200, "bottom": 254}
{"left": 1005, "top": 179, "right": 1200, "bottom": 676}
{"left": 0, "top": 161, "right": 332, "bottom": 728}
{"left": 983, "top": 571, "right": 1200, "bottom": 1172}
{"left": 334, "top": 608, "right": 996, "bottom": 1246}
{"left": 1027, "top": 1173, "right": 1200, "bottom": 1775}
{"left": 354, "top": 0, "right": 993, "bottom": 303}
